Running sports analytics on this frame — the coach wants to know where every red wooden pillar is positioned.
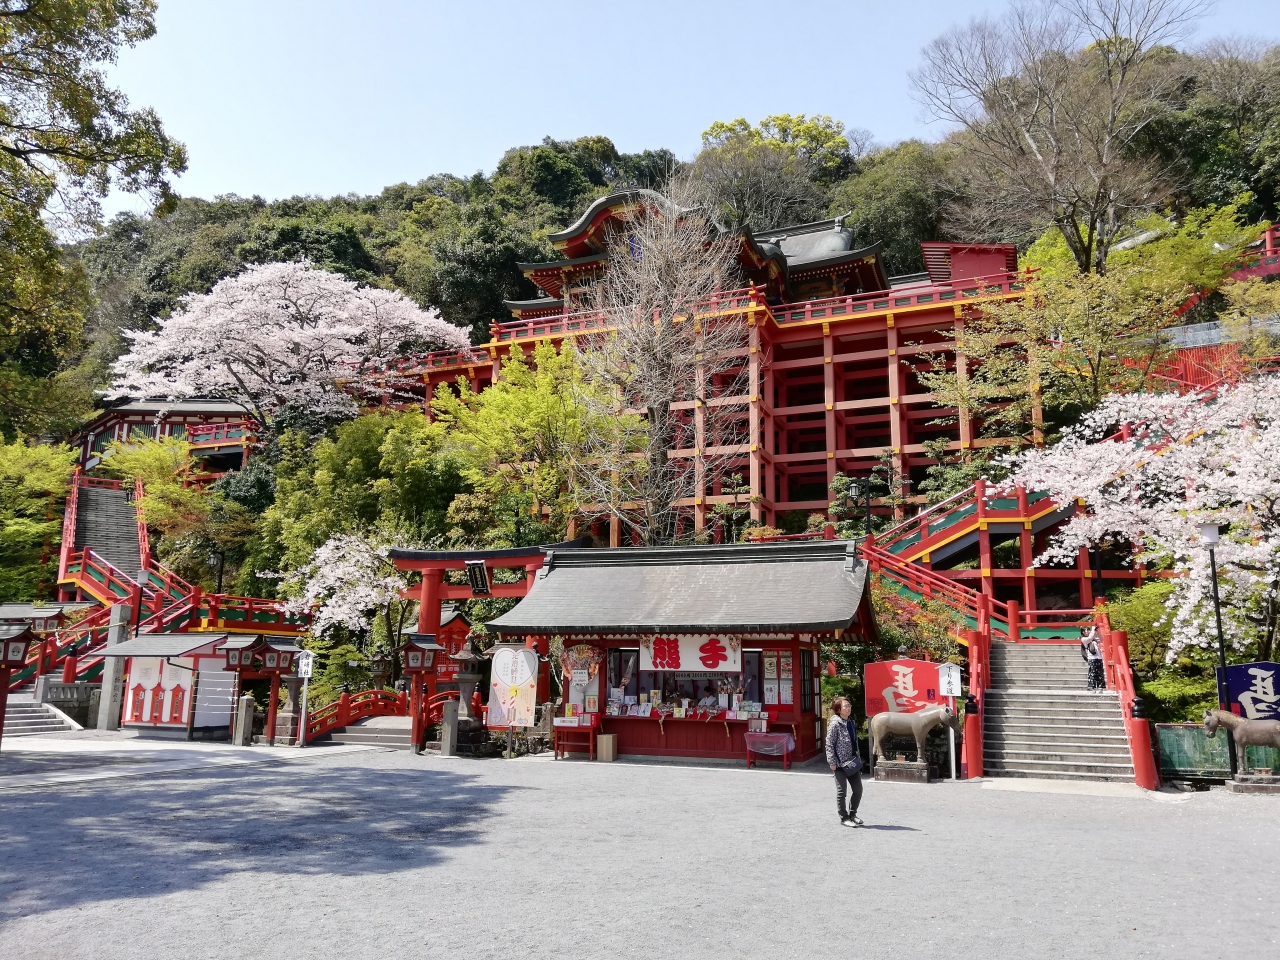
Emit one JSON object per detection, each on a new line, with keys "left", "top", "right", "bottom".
{"left": 61, "top": 653, "right": 78, "bottom": 683}
{"left": 265, "top": 673, "right": 281, "bottom": 746}
{"left": 1078, "top": 546, "right": 1094, "bottom": 607}
{"left": 823, "top": 327, "right": 837, "bottom": 491}
{"left": 417, "top": 569, "right": 443, "bottom": 635}
{"left": 748, "top": 312, "right": 764, "bottom": 524}
{"left": 1016, "top": 486, "right": 1036, "bottom": 611}
{"left": 1006, "top": 599, "right": 1021, "bottom": 642}
{"left": 0, "top": 667, "right": 10, "bottom": 754}
{"left": 409, "top": 675, "right": 423, "bottom": 753}
{"left": 975, "top": 478, "right": 993, "bottom": 598}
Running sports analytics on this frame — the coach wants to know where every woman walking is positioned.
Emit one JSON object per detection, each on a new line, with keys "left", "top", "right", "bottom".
{"left": 826, "top": 696, "right": 863, "bottom": 827}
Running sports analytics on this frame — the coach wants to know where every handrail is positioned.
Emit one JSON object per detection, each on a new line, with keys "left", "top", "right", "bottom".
{"left": 304, "top": 688, "right": 408, "bottom": 741}
{"left": 772, "top": 270, "right": 1032, "bottom": 327}
{"left": 1095, "top": 610, "right": 1159, "bottom": 789}
{"left": 133, "top": 477, "right": 151, "bottom": 569}
{"left": 8, "top": 603, "right": 116, "bottom": 691}
{"left": 202, "top": 594, "right": 310, "bottom": 633}
{"left": 58, "top": 468, "right": 81, "bottom": 582}
{"left": 61, "top": 547, "right": 142, "bottom": 605}
{"left": 422, "top": 689, "right": 460, "bottom": 727}
{"left": 187, "top": 420, "right": 255, "bottom": 445}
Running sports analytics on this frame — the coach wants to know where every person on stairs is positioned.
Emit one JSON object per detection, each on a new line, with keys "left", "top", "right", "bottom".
{"left": 826, "top": 696, "right": 864, "bottom": 827}
{"left": 1080, "top": 626, "right": 1105, "bottom": 691}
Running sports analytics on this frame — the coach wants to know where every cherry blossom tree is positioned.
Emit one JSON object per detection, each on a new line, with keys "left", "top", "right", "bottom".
{"left": 109, "top": 261, "right": 470, "bottom": 428}
{"left": 281, "top": 531, "right": 415, "bottom": 650}
{"left": 1005, "top": 375, "right": 1280, "bottom": 660}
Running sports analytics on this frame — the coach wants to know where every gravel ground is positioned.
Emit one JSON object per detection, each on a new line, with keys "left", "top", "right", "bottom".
{"left": 0, "top": 746, "right": 1276, "bottom": 960}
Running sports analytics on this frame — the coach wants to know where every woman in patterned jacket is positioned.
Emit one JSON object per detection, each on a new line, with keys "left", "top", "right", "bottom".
{"left": 826, "top": 696, "right": 864, "bottom": 827}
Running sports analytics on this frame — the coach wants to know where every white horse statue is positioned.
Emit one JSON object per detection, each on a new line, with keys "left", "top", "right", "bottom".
{"left": 869, "top": 704, "right": 958, "bottom": 764}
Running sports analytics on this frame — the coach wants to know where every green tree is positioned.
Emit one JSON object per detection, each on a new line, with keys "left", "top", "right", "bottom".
{"left": 828, "top": 140, "right": 956, "bottom": 276}
{"left": 0, "top": 438, "right": 75, "bottom": 602}
{"left": 248, "top": 411, "right": 466, "bottom": 589}
{"left": 0, "top": 1, "right": 186, "bottom": 438}
{"left": 432, "top": 340, "right": 588, "bottom": 544}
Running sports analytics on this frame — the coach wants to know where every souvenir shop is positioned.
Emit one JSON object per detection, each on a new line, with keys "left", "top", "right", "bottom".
{"left": 489, "top": 540, "right": 874, "bottom": 763}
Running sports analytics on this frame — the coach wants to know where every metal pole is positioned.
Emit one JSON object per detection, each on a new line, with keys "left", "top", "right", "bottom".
{"left": 863, "top": 479, "right": 872, "bottom": 538}
{"left": 297, "top": 675, "right": 310, "bottom": 748}
{"left": 1208, "top": 545, "right": 1238, "bottom": 777}
{"left": 948, "top": 697, "right": 957, "bottom": 780}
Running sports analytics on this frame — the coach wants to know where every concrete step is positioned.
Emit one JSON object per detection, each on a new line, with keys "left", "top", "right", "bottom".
{"left": 981, "top": 764, "right": 1138, "bottom": 782}
{"left": 985, "top": 707, "right": 1125, "bottom": 720}
{"left": 992, "top": 735, "right": 1131, "bottom": 750}
{"left": 3, "top": 702, "right": 76, "bottom": 737}
{"left": 985, "top": 754, "right": 1136, "bottom": 773}
{"left": 988, "top": 721, "right": 1131, "bottom": 737}
{"left": 984, "top": 742, "right": 1134, "bottom": 760}
{"left": 316, "top": 729, "right": 413, "bottom": 749}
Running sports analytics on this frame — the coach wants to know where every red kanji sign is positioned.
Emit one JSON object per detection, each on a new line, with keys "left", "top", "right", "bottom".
{"left": 641, "top": 635, "right": 741, "bottom": 672}
{"left": 699, "top": 638, "right": 728, "bottom": 669}
{"left": 652, "top": 637, "right": 681, "bottom": 670}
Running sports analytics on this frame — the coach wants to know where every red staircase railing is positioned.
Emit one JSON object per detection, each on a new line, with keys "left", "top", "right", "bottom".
{"left": 422, "top": 690, "right": 460, "bottom": 728}
{"left": 303, "top": 689, "right": 408, "bottom": 743}
{"left": 7, "top": 604, "right": 115, "bottom": 691}
{"left": 1096, "top": 610, "right": 1159, "bottom": 789}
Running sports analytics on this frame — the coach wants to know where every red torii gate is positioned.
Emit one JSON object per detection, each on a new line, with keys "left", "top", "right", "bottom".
{"left": 388, "top": 538, "right": 589, "bottom": 748}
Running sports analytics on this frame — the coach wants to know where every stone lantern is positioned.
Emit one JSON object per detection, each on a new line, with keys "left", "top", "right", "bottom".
{"left": 0, "top": 622, "right": 36, "bottom": 753}
{"left": 449, "top": 635, "right": 488, "bottom": 748}
{"left": 370, "top": 652, "right": 392, "bottom": 688}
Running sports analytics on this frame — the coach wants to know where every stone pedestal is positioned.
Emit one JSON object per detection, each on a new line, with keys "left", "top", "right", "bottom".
{"left": 96, "top": 604, "right": 131, "bottom": 731}
{"left": 439, "top": 701, "right": 459, "bottom": 757}
{"left": 273, "top": 677, "right": 302, "bottom": 745}
{"left": 1225, "top": 774, "right": 1280, "bottom": 794}
{"left": 232, "top": 695, "right": 255, "bottom": 746}
{"left": 873, "top": 760, "right": 935, "bottom": 783}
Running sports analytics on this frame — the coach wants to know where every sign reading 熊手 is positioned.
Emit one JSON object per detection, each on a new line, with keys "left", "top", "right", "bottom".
{"left": 639, "top": 635, "right": 742, "bottom": 673}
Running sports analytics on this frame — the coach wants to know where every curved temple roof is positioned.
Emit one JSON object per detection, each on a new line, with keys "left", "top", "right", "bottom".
{"left": 488, "top": 540, "right": 869, "bottom": 635}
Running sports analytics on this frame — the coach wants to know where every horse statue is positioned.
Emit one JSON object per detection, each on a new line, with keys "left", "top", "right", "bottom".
{"left": 870, "top": 704, "right": 958, "bottom": 765}
{"left": 1204, "top": 709, "right": 1280, "bottom": 774}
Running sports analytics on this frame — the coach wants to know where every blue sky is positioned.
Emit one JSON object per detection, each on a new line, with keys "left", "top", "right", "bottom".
{"left": 104, "top": 0, "right": 1276, "bottom": 215}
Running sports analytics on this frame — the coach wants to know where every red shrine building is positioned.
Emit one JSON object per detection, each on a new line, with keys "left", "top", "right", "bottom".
{"left": 488, "top": 540, "right": 875, "bottom": 763}
{"left": 369, "top": 189, "right": 1116, "bottom": 612}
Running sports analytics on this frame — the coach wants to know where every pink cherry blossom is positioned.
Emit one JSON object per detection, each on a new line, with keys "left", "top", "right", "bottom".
{"left": 109, "top": 261, "right": 470, "bottom": 424}
{"left": 1005, "top": 375, "right": 1280, "bottom": 659}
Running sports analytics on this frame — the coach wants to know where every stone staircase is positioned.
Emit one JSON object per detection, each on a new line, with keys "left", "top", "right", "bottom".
{"left": 3, "top": 697, "right": 79, "bottom": 737}
{"left": 983, "top": 641, "right": 1136, "bottom": 782}
{"left": 75, "top": 486, "right": 143, "bottom": 581}
{"left": 312, "top": 716, "right": 412, "bottom": 750}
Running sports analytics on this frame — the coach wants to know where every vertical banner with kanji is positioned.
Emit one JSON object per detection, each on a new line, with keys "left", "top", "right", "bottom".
{"left": 639, "top": 635, "right": 743, "bottom": 672}
{"left": 486, "top": 645, "right": 539, "bottom": 728}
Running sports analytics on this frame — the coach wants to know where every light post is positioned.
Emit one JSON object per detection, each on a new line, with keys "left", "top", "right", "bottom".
{"left": 1201, "top": 522, "right": 1238, "bottom": 778}
{"left": 844, "top": 474, "right": 873, "bottom": 538}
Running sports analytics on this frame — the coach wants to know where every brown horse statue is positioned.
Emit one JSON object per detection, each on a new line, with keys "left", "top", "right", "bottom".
{"left": 1204, "top": 709, "right": 1280, "bottom": 773}
{"left": 870, "top": 705, "right": 958, "bottom": 764}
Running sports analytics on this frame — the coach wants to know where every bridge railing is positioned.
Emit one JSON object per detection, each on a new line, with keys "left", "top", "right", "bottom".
{"left": 304, "top": 689, "right": 407, "bottom": 743}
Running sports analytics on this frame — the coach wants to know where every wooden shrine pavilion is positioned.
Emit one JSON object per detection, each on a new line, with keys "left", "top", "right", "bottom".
{"left": 488, "top": 539, "right": 874, "bottom": 763}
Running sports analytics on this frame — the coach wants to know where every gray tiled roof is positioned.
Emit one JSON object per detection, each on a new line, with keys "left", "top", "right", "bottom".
{"left": 488, "top": 541, "right": 867, "bottom": 635}
{"left": 0, "top": 602, "right": 95, "bottom": 620}
{"left": 0, "top": 622, "right": 35, "bottom": 641}
{"left": 99, "top": 633, "right": 228, "bottom": 658}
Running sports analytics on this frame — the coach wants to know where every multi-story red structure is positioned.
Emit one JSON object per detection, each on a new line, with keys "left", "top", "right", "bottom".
{"left": 369, "top": 190, "right": 1105, "bottom": 608}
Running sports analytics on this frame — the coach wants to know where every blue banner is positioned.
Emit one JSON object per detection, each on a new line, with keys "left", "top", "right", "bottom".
{"left": 1216, "top": 661, "right": 1280, "bottom": 720}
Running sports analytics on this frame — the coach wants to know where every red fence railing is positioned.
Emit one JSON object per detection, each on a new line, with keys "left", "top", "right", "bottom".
{"left": 304, "top": 689, "right": 408, "bottom": 742}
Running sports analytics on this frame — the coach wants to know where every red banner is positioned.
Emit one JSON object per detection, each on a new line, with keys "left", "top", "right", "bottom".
{"left": 864, "top": 659, "right": 943, "bottom": 716}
